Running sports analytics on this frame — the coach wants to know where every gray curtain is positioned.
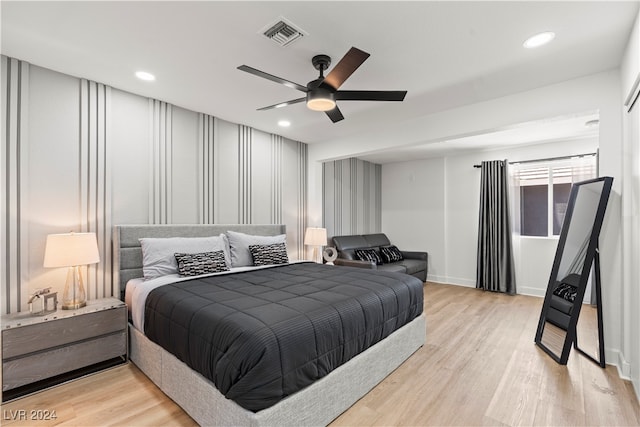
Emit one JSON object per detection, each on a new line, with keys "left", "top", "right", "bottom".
{"left": 476, "top": 160, "right": 516, "bottom": 294}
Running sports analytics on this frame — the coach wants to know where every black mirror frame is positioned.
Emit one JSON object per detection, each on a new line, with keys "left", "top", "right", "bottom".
{"left": 534, "top": 176, "right": 613, "bottom": 366}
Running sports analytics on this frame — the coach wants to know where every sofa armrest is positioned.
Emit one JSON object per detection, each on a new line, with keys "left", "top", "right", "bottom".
{"left": 401, "top": 251, "right": 428, "bottom": 261}
{"left": 334, "top": 259, "right": 377, "bottom": 269}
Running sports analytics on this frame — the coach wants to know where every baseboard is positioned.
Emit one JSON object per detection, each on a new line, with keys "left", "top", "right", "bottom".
{"left": 610, "top": 349, "right": 632, "bottom": 380}
{"left": 609, "top": 349, "right": 640, "bottom": 404}
{"left": 428, "top": 275, "right": 475, "bottom": 287}
{"left": 430, "top": 276, "right": 552, "bottom": 294}
{"left": 517, "top": 286, "right": 546, "bottom": 298}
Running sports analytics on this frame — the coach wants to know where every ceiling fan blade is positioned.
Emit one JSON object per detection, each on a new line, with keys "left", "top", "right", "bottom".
{"left": 335, "top": 90, "right": 407, "bottom": 101}
{"left": 237, "top": 65, "right": 308, "bottom": 92}
{"left": 257, "top": 97, "right": 306, "bottom": 111}
{"left": 322, "top": 47, "right": 370, "bottom": 90}
{"left": 325, "top": 106, "right": 345, "bottom": 123}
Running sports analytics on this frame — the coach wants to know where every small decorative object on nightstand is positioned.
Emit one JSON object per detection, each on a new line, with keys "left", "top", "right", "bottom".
{"left": 28, "top": 288, "right": 58, "bottom": 316}
{"left": 304, "top": 227, "right": 327, "bottom": 263}
{"left": 43, "top": 232, "right": 100, "bottom": 309}
{"left": 323, "top": 247, "right": 338, "bottom": 265}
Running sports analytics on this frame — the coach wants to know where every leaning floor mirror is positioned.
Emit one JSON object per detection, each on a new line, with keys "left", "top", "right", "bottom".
{"left": 535, "top": 176, "right": 613, "bottom": 367}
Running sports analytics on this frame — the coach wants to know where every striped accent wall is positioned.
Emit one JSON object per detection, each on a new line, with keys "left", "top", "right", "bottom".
{"left": 375, "top": 162, "right": 382, "bottom": 231}
{"left": 323, "top": 158, "right": 382, "bottom": 238}
{"left": 199, "top": 113, "right": 216, "bottom": 224}
{"left": 1, "top": 57, "right": 29, "bottom": 314}
{"left": 238, "top": 125, "right": 252, "bottom": 224}
{"left": 149, "top": 100, "right": 173, "bottom": 224}
{"left": 334, "top": 160, "right": 343, "bottom": 234}
{"left": 271, "top": 134, "right": 283, "bottom": 224}
{"left": 350, "top": 158, "right": 359, "bottom": 232}
{"left": 296, "top": 141, "right": 308, "bottom": 258}
{"left": 79, "top": 79, "right": 112, "bottom": 300}
{"left": 0, "top": 55, "right": 309, "bottom": 314}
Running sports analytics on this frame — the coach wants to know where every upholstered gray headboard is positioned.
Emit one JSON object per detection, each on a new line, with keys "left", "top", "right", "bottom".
{"left": 112, "top": 224, "right": 286, "bottom": 299}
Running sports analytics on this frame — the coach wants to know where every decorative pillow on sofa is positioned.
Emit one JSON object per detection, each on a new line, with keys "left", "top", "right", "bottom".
{"left": 226, "top": 230, "right": 287, "bottom": 267}
{"left": 552, "top": 273, "right": 581, "bottom": 302}
{"left": 249, "top": 243, "right": 289, "bottom": 266}
{"left": 174, "top": 251, "right": 229, "bottom": 276}
{"left": 139, "top": 234, "right": 231, "bottom": 279}
{"left": 354, "top": 248, "right": 383, "bottom": 265}
{"left": 380, "top": 245, "right": 404, "bottom": 263}
{"left": 552, "top": 283, "right": 577, "bottom": 302}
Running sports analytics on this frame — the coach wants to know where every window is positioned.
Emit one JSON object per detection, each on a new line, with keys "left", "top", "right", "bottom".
{"left": 511, "top": 155, "right": 597, "bottom": 237}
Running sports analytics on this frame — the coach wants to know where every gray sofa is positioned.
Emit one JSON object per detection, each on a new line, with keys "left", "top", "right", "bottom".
{"left": 332, "top": 233, "right": 428, "bottom": 281}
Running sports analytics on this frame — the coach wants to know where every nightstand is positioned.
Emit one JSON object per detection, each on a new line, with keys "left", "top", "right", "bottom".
{"left": 1, "top": 297, "right": 127, "bottom": 401}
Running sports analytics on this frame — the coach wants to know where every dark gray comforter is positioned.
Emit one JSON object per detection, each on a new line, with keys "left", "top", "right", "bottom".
{"left": 144, "top": 262, "right": 424, "bottom": 412}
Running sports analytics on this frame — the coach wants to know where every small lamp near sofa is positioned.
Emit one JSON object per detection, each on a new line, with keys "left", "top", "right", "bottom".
{"left": 304, "top": 227, "right": 327, "bottom": 263}
{"left": 43, "top": 232, "right": 100, "bottom": 310}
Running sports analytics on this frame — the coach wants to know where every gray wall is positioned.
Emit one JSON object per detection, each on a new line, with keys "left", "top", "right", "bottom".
{"left": 323, "top": 158, "right": 381, "bottom": 239}
{"left": 620, "top": 7, "right": 640, "bottom": 400}
{"left": 381, "top": 138, "right": 598, "bottom": 287}
{"left": 1, "top": 56, "right": 307, "bottom": 314}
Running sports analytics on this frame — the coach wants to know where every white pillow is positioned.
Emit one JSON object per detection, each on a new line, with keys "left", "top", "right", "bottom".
{"left": 139, "top": 234, "right": 231, "bottom": 280}
{"left": 226, "top": 230, "right": 287, "bottom": 267}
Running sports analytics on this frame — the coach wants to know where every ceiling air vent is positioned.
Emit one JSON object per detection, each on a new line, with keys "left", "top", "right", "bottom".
{"left": 262, "top": 18, "right": 306, "bottom": 47}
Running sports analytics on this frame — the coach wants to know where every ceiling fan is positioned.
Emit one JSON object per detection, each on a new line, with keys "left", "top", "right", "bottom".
{"left": 237, "top": 47, "right": 407, "bottom": 123}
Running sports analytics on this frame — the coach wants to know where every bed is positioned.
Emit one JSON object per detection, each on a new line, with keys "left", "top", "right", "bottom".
{"left": 113, "top": 224, "right": 426, "bottom": 426}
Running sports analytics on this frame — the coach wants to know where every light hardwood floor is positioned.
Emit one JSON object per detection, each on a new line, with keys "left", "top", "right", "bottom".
{"left": 2, "top": 283, "right": 638, "bottom": 426}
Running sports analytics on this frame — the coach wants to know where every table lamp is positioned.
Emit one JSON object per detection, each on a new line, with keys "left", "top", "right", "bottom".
{"left": 304, "top": 227, "right": 327, "bottom": 263}
{"left": 43, "top": 232, "right": 100, "bottom": 310}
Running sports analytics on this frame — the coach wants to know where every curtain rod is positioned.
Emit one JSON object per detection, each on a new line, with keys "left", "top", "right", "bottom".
{"left": 473, "top": 152, "right": 597, "bottom": 169}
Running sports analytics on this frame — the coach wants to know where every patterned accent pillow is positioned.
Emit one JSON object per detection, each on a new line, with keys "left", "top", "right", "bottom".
{"left": 174, "top": 251, "right": 229, "bottom": 276}
{"left": 249, "top": 243, "right": 289, "bottom": 266}
{"left": 140, "top": 234, "right": 230, "bottom": 280}
{"left": 226, "top": 231, "right": 287, "bottom": 267}
{"left": 380, "top": 245, "right": 404, "bottom": 263}
{"left": 553, "top": 283, "right": 577, "bottom": 302}
{"left": 354, "top": 248, "right": 383, "bottom": 265}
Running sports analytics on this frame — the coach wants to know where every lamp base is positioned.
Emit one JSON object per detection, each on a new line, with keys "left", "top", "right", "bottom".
{"left": 312, "top": 246, "right": 322, "bottom": 264}
{"left": 61, "top": 266, "right": 87, "bottom": 310}
{"left": 61, "top": 301, "right": 86, "bottom": 310}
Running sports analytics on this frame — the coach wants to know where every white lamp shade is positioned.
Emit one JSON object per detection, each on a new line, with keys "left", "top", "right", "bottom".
{"left": 304, "top": 227, "right": 327, "bottom": 246}
{"left": 43, "top": 232, "right": 100, "bottom": 267}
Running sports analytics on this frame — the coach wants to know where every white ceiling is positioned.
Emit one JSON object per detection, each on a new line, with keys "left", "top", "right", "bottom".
{"left": 358, "top": 110, "right": 600, "bottom": 163}
{"left": 1, "top": 1, "right": 637, "bottom": 162}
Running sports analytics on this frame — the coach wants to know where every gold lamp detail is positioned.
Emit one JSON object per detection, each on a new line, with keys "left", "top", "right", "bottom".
{"left": 43, "top": 232, "right": 100, "bottom": 310}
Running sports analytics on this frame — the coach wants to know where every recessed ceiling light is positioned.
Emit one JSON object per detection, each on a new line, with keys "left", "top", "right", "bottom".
{"left": 135, "top": 71, "right": 155, "bottom": 81}
{"left": 278, "top": 120, "right": 291, "bottom": 127}
{"left": 523, "top": 31, "right": 555, "bottom": 49}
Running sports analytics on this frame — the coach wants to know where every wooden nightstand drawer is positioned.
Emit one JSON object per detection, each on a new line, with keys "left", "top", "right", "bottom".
{"left": 1, "top": 298, "right": 127, "bottom": 401}
{"left": 2, "top": 306, "right": 126, "bottom": 359}
{"left": 2, "top": 331, "right": 126, "bottom": 391}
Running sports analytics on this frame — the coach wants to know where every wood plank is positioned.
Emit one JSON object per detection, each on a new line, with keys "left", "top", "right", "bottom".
{"left": 1, "top": 283, "right": 638, "bottom": 426}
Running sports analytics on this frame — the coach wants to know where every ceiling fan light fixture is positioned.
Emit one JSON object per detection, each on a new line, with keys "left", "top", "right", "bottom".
{"left": 238, "top": 46, "right": 406, "bottom": 122}
{"left": 306, "top": 89, "right": 336, "bottom": 111}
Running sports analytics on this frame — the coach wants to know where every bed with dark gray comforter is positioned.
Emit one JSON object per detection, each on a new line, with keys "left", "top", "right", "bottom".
{"left": 143, "top": 262, "right": 424, "bottom": 412}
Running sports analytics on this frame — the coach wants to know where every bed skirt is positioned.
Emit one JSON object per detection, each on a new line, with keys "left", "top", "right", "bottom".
{"left": 129, "top": 314, "right": 426, "bottom": 426}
